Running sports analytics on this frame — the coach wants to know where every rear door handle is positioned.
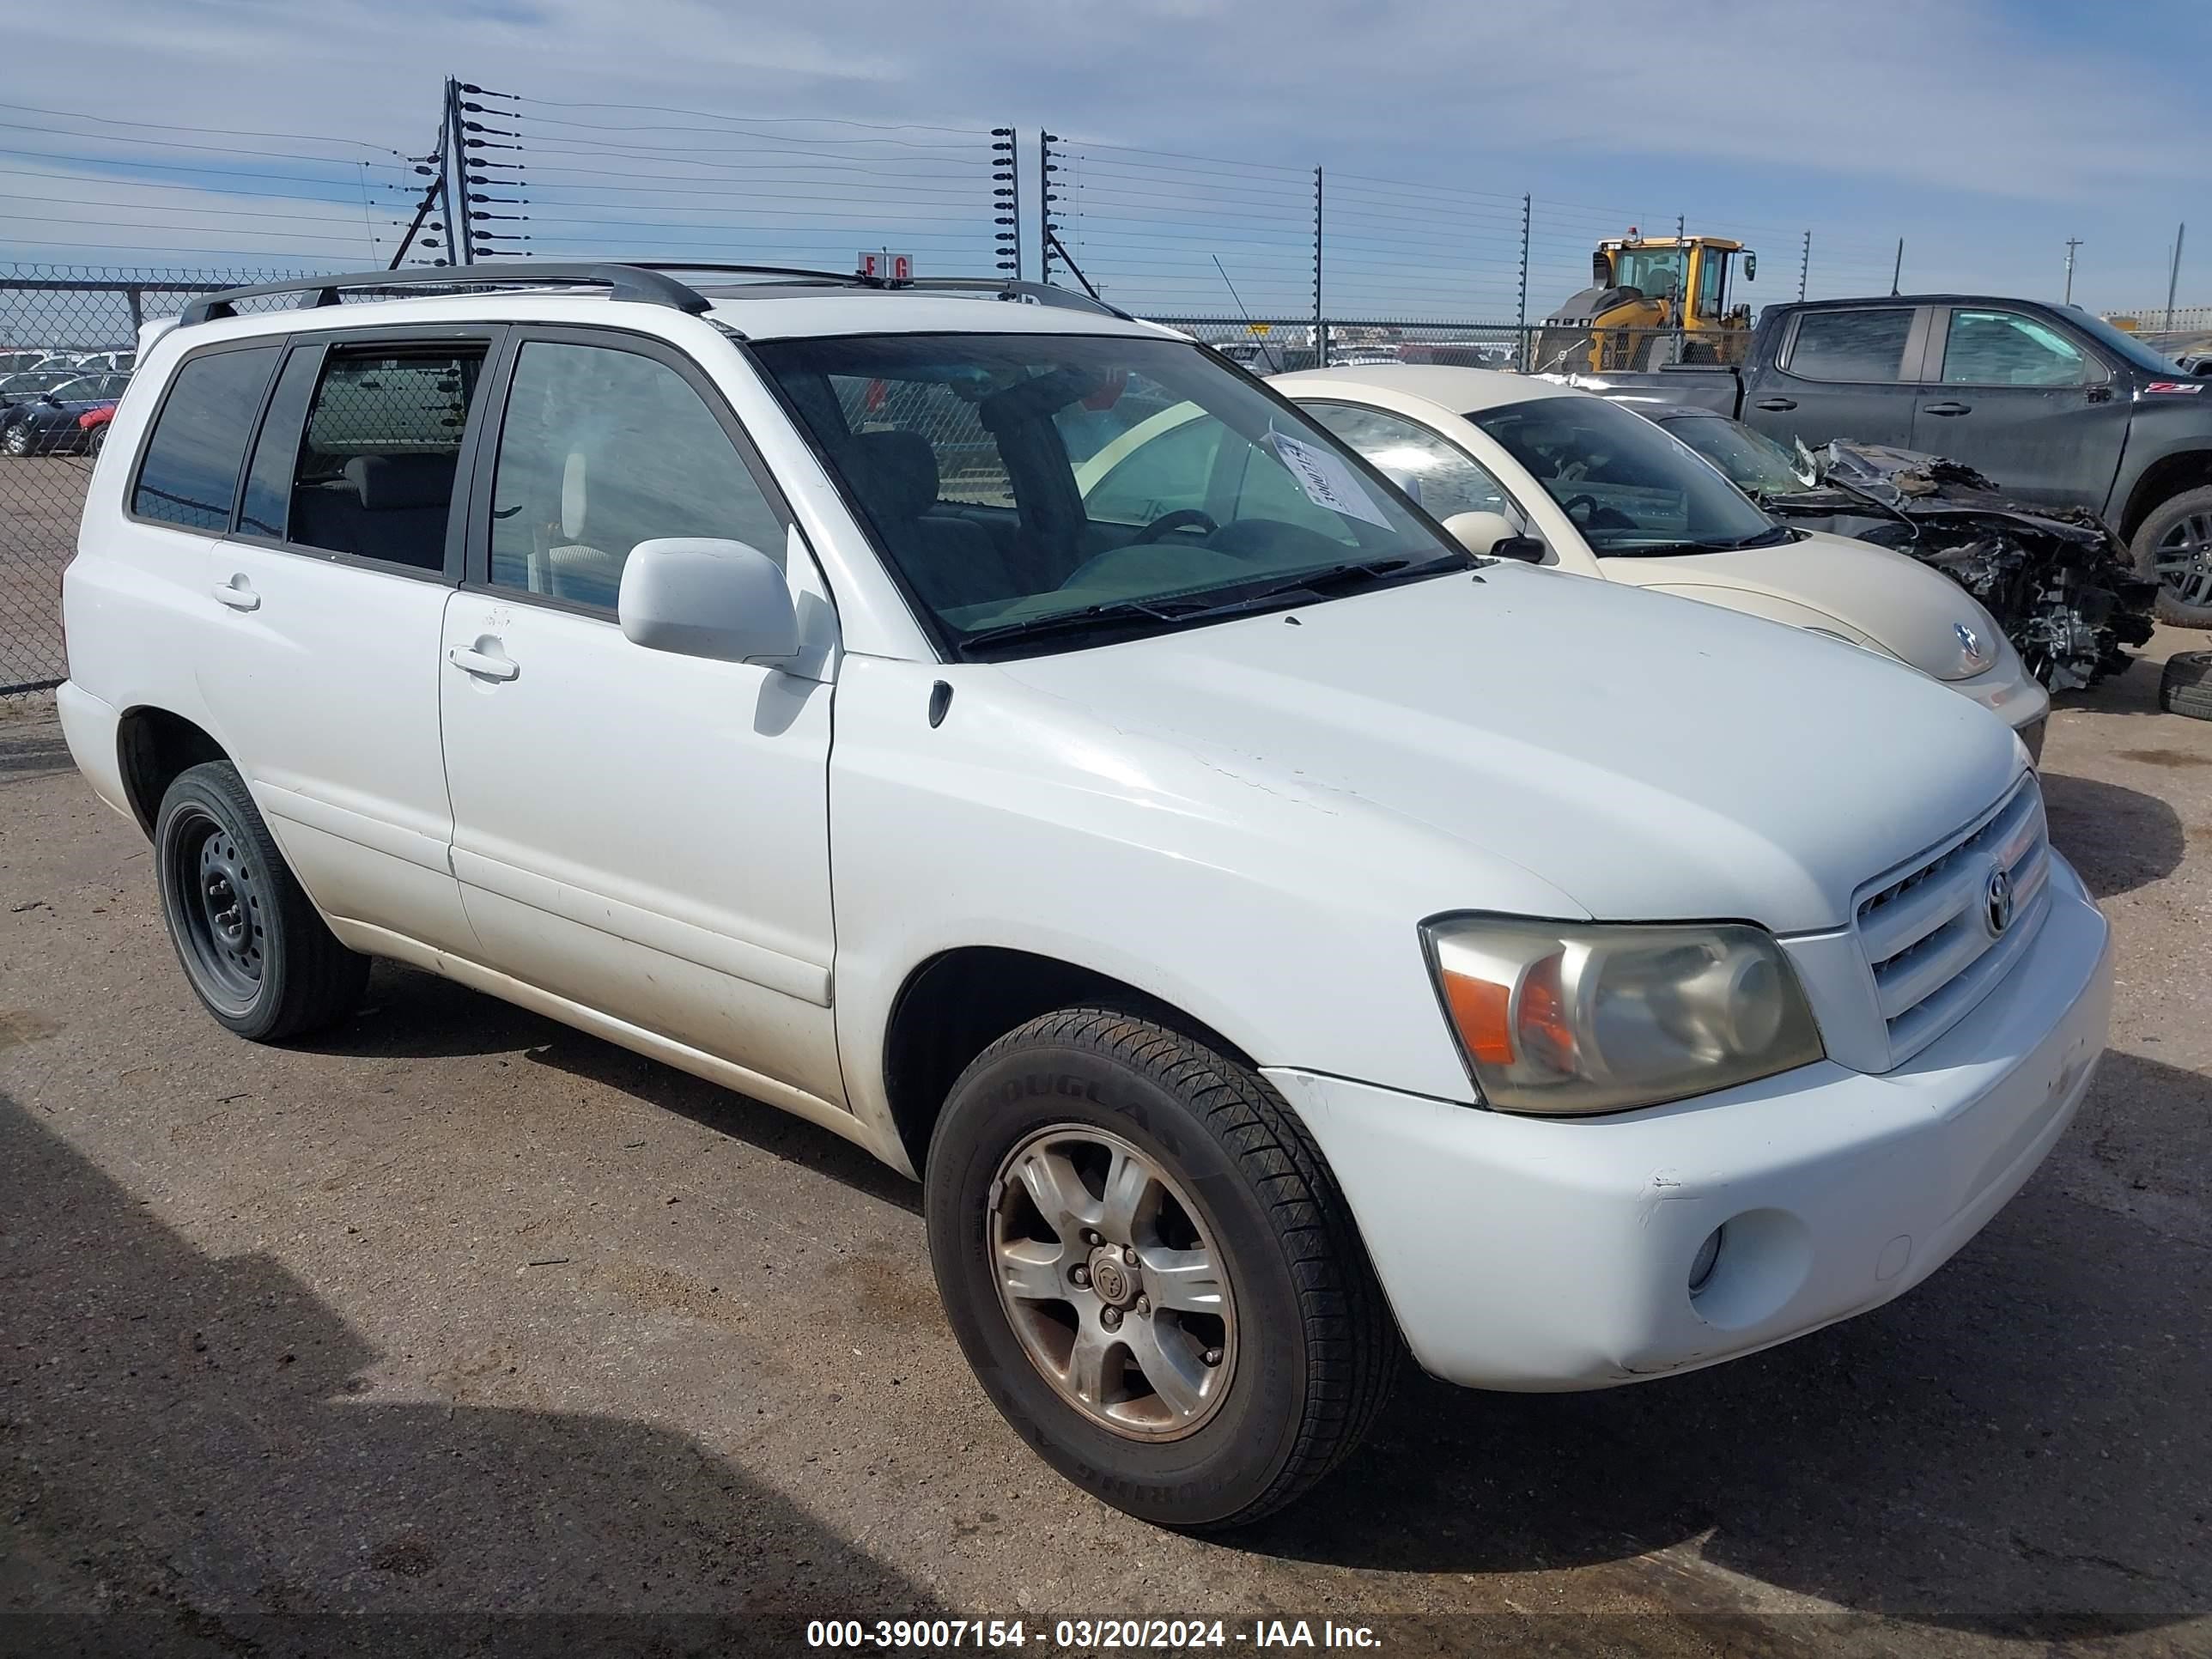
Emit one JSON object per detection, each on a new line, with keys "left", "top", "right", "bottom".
{"left": 1752, "top": 396, "right": 1796, "bottom": 411}
{"left": 447, "top": 645, "right": 520, "bottom": 683}
{"left": 212, "top": 577, "right": 259, "bottom": 611}
{"left": 1923, "top": 400, "right": 1972, "bottom": 416}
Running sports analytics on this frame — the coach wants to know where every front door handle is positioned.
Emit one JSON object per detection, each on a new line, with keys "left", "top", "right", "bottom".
{"left": 212, "top": 576, "right": 259, "bottom": 611}
{"left": 447, "top": 645, "right": 520, "bottom": 683}
{"left": 1923, "top": 400, "right": 1972, "bottom": 416}
{"left": 1752, "top": 396, "right": 1796, "bottom": 411}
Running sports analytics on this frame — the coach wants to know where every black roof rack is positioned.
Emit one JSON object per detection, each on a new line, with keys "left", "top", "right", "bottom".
{"left": 175, "top": 260, "right": 1137, "bottom": 330}
{"left": 175, "top": 262, "right": 714, "bottom": 326}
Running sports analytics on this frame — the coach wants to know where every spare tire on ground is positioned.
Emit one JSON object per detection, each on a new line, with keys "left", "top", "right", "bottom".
{"left": 2160, "top": 650, "right": 2212, "bottom": 720}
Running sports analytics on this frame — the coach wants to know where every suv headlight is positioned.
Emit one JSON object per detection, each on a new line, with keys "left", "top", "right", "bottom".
{"left": 1421, "top": 915, "right": 1824, "bottom": 1115}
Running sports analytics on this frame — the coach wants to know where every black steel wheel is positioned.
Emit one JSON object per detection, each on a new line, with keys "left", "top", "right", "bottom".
{"left": 155, "top": 761, "right": 368, "bottom": 1041}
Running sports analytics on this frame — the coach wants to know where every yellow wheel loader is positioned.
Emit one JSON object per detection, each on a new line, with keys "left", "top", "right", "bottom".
{"left": 1530, "top": 232, "right": 1758, "bottom": 376}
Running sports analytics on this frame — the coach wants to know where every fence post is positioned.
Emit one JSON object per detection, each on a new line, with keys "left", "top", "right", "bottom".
{"left": 991, "top": 128, "right": 1021, "bottom": 279}
{"left": 444, "top": 77, "right": 474, "bottom": 264}
{"left": 125, "top": 286, "right": 143, "bottom": 335}
{"left": 1893, "top": 238, "right": 1905, "bottom": 296}
{"left": 1312, "top": 166, "right": 1324, "bottom": 369}
{"left": 1797, "top": 228, "right": 1811, "bottom": 301}
{"left": 1516, "top": 194, "right": 1531, "bottom": 372}
{"left": 1039, "top": 131, "right": 1060, "bottom": 285}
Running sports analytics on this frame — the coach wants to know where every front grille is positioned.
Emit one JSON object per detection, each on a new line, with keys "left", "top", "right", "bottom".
{"left": 1855, "top": 775, "right": 2051, "bottom": 1065}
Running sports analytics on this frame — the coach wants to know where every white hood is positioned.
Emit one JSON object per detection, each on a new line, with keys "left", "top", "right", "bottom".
{"left": 998, "top": 562, "right": 2021, "bottom": 935}
{"left": 1602, "top": 532, "right": 2008, "bottom": 682}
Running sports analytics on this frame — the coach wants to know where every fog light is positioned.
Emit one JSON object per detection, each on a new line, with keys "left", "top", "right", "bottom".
{"left": 1688, "top": 1225, "right": 1725, "bottom": 1296}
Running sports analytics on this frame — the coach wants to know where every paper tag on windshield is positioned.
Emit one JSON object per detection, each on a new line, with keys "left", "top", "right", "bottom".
{"left": 1267, "top": 431, "right": 1394, "bottom": 528}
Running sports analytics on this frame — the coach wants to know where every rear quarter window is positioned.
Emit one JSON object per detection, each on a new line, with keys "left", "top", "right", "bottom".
{"left": 131, "top": 346, "right": 281, "bottom": 532}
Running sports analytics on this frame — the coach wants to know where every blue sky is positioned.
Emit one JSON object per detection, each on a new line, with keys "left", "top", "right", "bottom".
{"left": 2, "top": 0, "right": 2205, "bottom": 317}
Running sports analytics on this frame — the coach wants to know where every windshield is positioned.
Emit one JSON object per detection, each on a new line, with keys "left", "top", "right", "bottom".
{"left": 1467, "top": 393, "right": 1783, "bottom": 554}
{"left": 752, "top": 332, "right": 1465, "bottom": 655}
{"left": 2065, "top": 310, "right": 2186, "bottom": 377}
{"left": 1655, "top": 411, "right": 1810, "bottom": 498}
{"left": 1614, "top": 247, "right": 1686, "bottom": 300}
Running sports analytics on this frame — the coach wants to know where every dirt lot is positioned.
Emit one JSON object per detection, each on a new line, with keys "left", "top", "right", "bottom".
{"left": 3, "top": 639, "right": 2209, "bottom": 1658}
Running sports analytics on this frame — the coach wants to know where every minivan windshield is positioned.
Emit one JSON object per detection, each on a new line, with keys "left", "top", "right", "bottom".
{"left": 1467, "top": 392, "right": 1789, "bottom": 555}
{"left": 750, "top": 332, "right": 1468, "bottom": 657}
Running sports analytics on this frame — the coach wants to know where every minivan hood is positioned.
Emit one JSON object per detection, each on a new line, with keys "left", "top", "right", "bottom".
{"left": 997, "top": 563, "right": 2020, "bottom": 934}
{"left": 1600, "top": 531, "right": 2003, "bottom": 681}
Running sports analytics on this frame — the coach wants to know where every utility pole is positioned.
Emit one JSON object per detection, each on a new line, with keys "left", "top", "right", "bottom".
{"left": 1516, "top": 193, "right": 1531, "bottom": 371}
{"left": 1797, "top": 229, "right": 1811, "bottom": 301}
{"left": 442, "top": 77, "right": 474, "bottom": 264}
{"left": 2063, "top": 238, "right": 2082, "bottom": 305}
{"left": 2166, "top": 222, "right": 2186, "bottom": 331}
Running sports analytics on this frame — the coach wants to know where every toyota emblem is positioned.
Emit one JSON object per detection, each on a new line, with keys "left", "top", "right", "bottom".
{"left": 1984, "top": 865, "right": 2014, "bottom": 937}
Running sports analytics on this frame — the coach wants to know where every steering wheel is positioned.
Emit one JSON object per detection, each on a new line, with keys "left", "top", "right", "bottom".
{"left": 1133, "top": 507, "right": 1218, "bottom": 544}
{"left": 1562, "top": 493, "right": 1601, "bottom": 523}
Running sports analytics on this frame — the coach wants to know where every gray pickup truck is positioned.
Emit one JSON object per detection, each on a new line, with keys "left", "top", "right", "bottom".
{"left": 1590, "top": 295, "right": 2212, "bottom": 623}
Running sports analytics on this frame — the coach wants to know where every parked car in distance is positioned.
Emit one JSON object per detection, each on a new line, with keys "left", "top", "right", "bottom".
{"left": 0, "top": 371, "right": 131, "bottom": 455}
{"left": 1241, "top": 365, "right": 2049, "bottom": 752}
{"left": 1587, "top": 295, "right": 2212, "bottom": 624}
{"left": 78, "top": 401, "right": 115, "bottom": 455}
{"left": 61, "top": 263, "right": 2109, "bottom": 1529}
{"left": 0, "top": 368, "right": 83, "bottom": 402}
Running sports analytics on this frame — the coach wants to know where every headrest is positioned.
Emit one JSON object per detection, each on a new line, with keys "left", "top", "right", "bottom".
{"left": 344, "top": 453, "right": 457, "bottom": 512}
{"left": 842, "top": 429, "right": 939, "bottom": 525}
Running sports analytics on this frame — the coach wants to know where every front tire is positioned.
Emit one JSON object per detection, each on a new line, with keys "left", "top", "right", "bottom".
{"left": 2133, "top": 485, "right": 2212, "bottom": 626}
{"left": 155, "top": 761, "right": 369, "bottom": 1042}
{"left": 925, "top": 1008, "right": 1395, "bottom": 1528}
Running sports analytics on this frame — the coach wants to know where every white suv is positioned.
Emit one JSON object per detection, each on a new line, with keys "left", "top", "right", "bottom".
{"left": 60, "top": 264, "right": 2111, "bottom": 1528}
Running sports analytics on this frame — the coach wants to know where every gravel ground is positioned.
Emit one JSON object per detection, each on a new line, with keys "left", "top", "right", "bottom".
{"left": 2, "top": 637, "right": 2209, "bottom": 1659}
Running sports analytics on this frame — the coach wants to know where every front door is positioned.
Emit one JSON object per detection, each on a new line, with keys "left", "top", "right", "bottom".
{"left": 436, "top": 328, "right": 843, "bottom": 1109}
{"left": 1746, "top": 303, "right": 1926, "bottom": 452}
{"left": 1906, "top": 305, "right": 2132, "bottom": 510}
{"left": 196, "top": 330, "right": 495, "bottom": 956}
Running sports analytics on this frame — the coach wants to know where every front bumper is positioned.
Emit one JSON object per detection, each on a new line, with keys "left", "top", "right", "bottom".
{"left": 1267, "top": 853, "right": 2110, "bottom": 1391}
{"left": 1950, "top": 653, "right": 2050, "bottom": 744}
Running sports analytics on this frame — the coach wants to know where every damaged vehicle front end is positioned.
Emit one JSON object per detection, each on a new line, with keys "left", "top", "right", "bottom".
{"left": 1629, "top": 405, "right": 2158, "bottom": 693}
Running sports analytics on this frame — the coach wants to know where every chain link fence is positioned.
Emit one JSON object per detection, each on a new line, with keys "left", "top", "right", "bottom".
{"left": 0, "top": 267, "right": 313, "bottom": 699}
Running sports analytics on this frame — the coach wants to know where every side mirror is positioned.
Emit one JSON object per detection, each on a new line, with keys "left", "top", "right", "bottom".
{"left": 1378, "top": 465, "right": 1423, "bottom": 505}
{"left": 1743, "top": 252, "right": 1758, "bottom": 283}
{"left": 1441, "top": 509, "right": 1544, "bottom": 562}
{"left": 618, "top": 538, "right": 799, "bottom": 665}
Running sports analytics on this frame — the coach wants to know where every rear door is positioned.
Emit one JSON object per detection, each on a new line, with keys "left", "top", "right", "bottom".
{"left": 1905, "top": 305, "right": 2130, "bottom": 508}
{"left": 1744, "top": 304, "right": 1927, "bottom": 450}
{"left": 191, "top": 326, "right": 500, "bottom": 956}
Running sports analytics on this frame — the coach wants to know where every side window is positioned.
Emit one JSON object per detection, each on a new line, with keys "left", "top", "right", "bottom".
{"left": 237, "top": 347, "right": 325, "bottom": 542}
{"left": 1941, "top": 310, "right": 2094, "bottom": 387}
{"left": 489, "top": 340, "right": 784, "bottom": 610}
{"left": 276, "top": 345, "right": 485, "bottom": 571}
{"left": 1784, "top": 308, "right": 1916, "bottom": 382}
{"left": 131, "top": 346, "right": 280, "bottom": 531}
{"left": 1302, "top": 402, "right": 1514, "bottom": 520}
{"left": 1079, "top": 412, "right": 1224, "bottom": 526}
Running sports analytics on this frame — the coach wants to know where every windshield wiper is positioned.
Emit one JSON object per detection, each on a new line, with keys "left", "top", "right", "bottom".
{"left": 1598, "top": 525, "right": 1802, "bottom": 556}
{"left": 1169, "top": 552, "right": 1474, "bottom": 617}
{"left": 953, "top": 597, "right": 1208, "bottom": 657}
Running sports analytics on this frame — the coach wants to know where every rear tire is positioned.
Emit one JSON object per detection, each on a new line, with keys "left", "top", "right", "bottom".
{"left": 154, "top": 761, "right": 369, "bottom": 1042}
{"left": 2160, "top": 651, "right": 2212, "bottom": 721}
{"left": 924, "top": 1007, "right": 1395, "bottom": 1529}
{"left": 2132, "top": 485, "right": 2212, "bottom": 626}
{"left": 2, "top": 423, "right": 28, "bottom": 457}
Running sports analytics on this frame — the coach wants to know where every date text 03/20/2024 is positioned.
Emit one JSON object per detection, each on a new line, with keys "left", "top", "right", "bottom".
{"left": 804, "top": 1618, "right": 1382, "bottom": 1649}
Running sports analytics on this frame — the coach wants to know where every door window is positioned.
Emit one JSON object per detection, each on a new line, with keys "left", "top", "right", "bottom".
{"left": 1301, "top": 402, "right": 1514, "bottom": 519}
{"left": 488, "top": 340, "right": 784, "bottom": 610}
{"left": 1784, "top": 308, "right": 1915, "bottom": 382}
{"left": 130, "top": 346, "right": 281, "bottom": 532}
{"left": 1940, "top": 310, "right": 2095, "bottom": 386}
{"left": 283, "top": 344, "right": 487, "bottom": 571}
